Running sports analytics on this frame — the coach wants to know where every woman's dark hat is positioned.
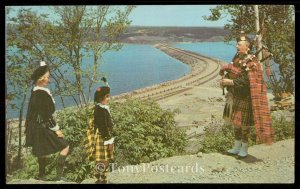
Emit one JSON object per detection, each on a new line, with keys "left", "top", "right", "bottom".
{"left": 94, "top": 77, "right": 110, "bottom": 102}
{"left": 31, "top": 61, "right": 49, "bottom": 81}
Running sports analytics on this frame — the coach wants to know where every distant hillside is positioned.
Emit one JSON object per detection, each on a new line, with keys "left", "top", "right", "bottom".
{"left": 7, "top": 24, "right": 229, "bottom": 44}
{"left": 120, "top": 26, "right": 230, "bottom": 43}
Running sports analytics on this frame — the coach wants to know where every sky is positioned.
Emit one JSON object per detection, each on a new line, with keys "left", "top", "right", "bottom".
{"left": 7, "top": 5, "right": 229, "bottom": 27}
{"left": 129, "top": 5, "right": 229, "bottom": 27}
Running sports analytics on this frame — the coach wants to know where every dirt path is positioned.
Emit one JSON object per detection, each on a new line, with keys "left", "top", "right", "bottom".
{"left": 103, "top": 139, "right": 294, "bottom": 183}
{"left": 8, "top": 139, "right": 294, "bottom": 184}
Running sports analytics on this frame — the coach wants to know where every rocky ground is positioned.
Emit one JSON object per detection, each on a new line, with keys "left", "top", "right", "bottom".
{"left": 8, "top": 139, "right": 294, "bottom": 184}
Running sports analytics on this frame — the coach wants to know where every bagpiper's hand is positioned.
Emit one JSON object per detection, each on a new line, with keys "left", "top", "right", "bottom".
{"left": 219, "top": 79, "right": 223, "bottom": 88}
{"left": 56, "top": 130, "right": 64, "bottom": 138}
{"left": 220, "top": 79, "right": 234, "bottom": 86}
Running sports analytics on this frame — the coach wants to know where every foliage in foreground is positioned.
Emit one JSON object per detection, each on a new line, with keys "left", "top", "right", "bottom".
{"left": 198, "top": 111, "right": 294, "bottom": 153}
{"left": 12, "top": 98, "right": 187, "bottom": 183}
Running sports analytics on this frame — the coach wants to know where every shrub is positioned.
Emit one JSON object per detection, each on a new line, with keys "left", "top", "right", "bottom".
{"left": 12, "top": 98, "right": 187, "bottom": 183}
{"left": 57, "top": 105, "right": 96, "bottom": 182}
{"left": 272, "top": 112, "right": 294, "bottom": 141}
{"left": 110, "top": 99, "right": 187, "bottom": 166}
{"left": 198, "top": 120, "right": 235, "bottom": 153}
{"left": 12, "top": 154, "right": 38, "bottom": 180}
{"left": 198, "top": 111, "right": 294, "bottom": 153}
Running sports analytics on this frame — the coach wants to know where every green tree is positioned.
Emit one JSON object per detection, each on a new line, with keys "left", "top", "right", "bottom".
{"left": 6, "top": 8, "right": 39, "bottom": 170}
{"left": 204, "top": 5, "right": 295, "bottom": 98}
{"left": 52, "top": 6, "right": 135, "bottom": 108}
{"left": 6, "top": 8, "right": 74, "bottom": 170}
{"left": 6, "top": 5, "right": 135, "bottom": 172}
{"left": 7, "top": 8, "right": 75, "bottom": 108}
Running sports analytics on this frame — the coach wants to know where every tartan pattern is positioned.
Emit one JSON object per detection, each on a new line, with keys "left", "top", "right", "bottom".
{"left": 84, "top": 109, "right": 114, "bottom": 161}
{"left": 221, "top": 54, "right": 273, "bottom": 145}
{"left": 84, "top": 116, "right": 97, "bottom": 159}
{"left": 93, "top": 133, "right": 114, "bottom": 161}
{"left": 231, "top": 95, "right": 254, "bottom": 127}
{"left": 220, "top": 64, "right": 242, "bottom": 79}
{"left": 248, "top": 61, "right": 274, "bottom": 144}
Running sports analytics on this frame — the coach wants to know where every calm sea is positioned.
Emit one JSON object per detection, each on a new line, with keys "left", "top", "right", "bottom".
{"left": 7, "top": 42, "right": 278, "bottom": 119}
{"left": 173, "top": 41, "right": 237, "bottom": 63}
{"left": 7, "top": 44, "right": 191, "bottom": 119}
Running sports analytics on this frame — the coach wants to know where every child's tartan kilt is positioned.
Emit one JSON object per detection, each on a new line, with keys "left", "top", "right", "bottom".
{"left": 85, "top": 118, "right": 114, "bottom": 161}
{"left": 93, "top": 133, "right": 114, "bottom": 161}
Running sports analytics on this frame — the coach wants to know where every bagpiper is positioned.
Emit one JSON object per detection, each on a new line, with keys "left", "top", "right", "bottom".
{"left": 220, "top": 31, "right": 274, "bottom": 158}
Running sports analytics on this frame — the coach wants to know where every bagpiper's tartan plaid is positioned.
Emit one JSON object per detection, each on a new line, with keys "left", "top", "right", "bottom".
{"left": 84, "top": 111, "right": 114, "bottom": 161}
{"left": 247, "top": 61, "right": 274, "bottom": 144}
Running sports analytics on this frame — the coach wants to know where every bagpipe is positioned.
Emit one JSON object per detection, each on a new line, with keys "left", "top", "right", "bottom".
{"left": 219, "top": 52, "right": 243, "bottom": 95}
{"left": 220, "top": 47, "right": 272, "bottom": 96}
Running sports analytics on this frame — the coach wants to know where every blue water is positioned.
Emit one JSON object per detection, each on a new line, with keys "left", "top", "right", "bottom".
{"left": 173, "top": 41, "right": 237, "bottom": 63}
{"left": 7, "top": 44, "right": 191, "bottom": 119}
{"left": 173, "top": 41, "right": 281, "bottom": 84}
{"left": 98, "top": 44, "right": 191, "bottom": 96}
{"left": 7, "top": 42, "right": 282, "bottom": 119}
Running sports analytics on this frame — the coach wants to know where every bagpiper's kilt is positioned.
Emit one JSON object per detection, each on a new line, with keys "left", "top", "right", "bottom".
{"left": 93, "top": 134, "right": 114, "bottom": 162}
{"left": 231, "top": 95, "right": 254, "bottom": 127}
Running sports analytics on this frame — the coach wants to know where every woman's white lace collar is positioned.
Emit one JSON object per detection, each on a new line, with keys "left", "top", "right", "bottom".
{"left": 33, "top": 86, "right": 55, "bottom": 103}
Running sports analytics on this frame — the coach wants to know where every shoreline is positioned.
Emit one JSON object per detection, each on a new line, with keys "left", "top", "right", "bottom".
{"left": 7, "top": 44, "right": 225, "bottom": 124}
{"left": 113, "top": 43, "right": 225, "bottom": 102}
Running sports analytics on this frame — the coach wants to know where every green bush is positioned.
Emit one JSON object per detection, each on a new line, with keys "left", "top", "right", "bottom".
{"left": 111, "top": 99, "right": 187, "bottom": 166}
{"left": 13, "top": 154, "right": 38, "bottom": 179}
{"left": 12, "top": 98, "right": 187, "bottom": 183}
{"left": 54, "top": 106, "right": 94, "bottom": 182}
{"left": 272, "top": 113, "right": 294, "bottom": 141}
{"left": 198, "top": 121, "right": 235, "bottom": 153}
{"left": 198, "top": 111, "right": 294, "bottom": 153}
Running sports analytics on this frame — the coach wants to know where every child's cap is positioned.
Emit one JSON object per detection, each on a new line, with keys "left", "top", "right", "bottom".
{"left": 94, "top": 77, "right": 110, "bottom": 102}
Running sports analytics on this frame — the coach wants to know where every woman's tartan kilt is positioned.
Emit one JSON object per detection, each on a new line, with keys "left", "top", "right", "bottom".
{"left": 231, "top": 95, "right": 255, "bottom": 127}
{"left": 85, "top": 119, "right": 114, "bottom": 162}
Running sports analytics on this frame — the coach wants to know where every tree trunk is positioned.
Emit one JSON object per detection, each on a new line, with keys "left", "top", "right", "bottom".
{"left": 87, "top": 54, "right": 98, "bottom": 109}
{"left": 254, "top": 5, "right": 263, "bottom": 70}
{"left": 5, "top": 83, "right": 8, "bottom": 177}
{"left": 16, "top": 94, "right": 26, "bottom": 169}
{"left": 50, "top": 71, "right": 66, "bottom": 108}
